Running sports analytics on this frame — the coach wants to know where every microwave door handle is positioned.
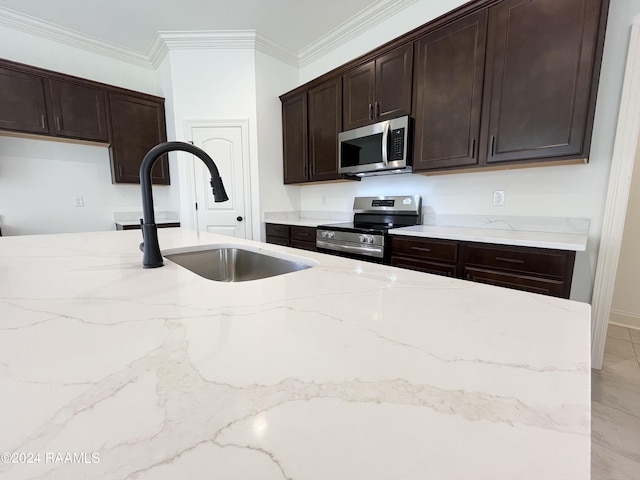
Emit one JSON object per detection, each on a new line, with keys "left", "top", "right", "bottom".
{"left": 381, "top": 121, "right": 390, "bottom": 166}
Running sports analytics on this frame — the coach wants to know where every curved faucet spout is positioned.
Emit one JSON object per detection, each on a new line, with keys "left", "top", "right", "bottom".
{"left": 139, "top": 141, "right": 229, "bottom": 268}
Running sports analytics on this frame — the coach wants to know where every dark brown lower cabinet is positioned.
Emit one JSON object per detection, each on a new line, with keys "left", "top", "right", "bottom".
{"left": 390, "top": 235, "right": 576, "bottom": 299}
{"left": 265, "top": 223, "right": 317, "bottom": 251}
{"left": 390, "top": 236, "right": 459, "bottom": 277}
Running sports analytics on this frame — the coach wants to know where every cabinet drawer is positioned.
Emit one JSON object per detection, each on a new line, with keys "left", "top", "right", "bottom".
{"left": 291, "top": 226, "right": 316, "bottom": 242}
{"left": 291, "top": 239, "right": 317, "bottom": 252}
{"left": 464, "top": 243, "right": 571, "bottom": 278}
{"left": 391, "top": 255, "right": 457, "bottom": 277}
{"left": 464, "top": 267, "right": 568, "bottom": 298}
{"left": 265, "top": 235, "right": 289, "bottom": 247}
{"left": 265, "top": 223, "right": 290, "bottom": 239}
{"left": 390, "top": 236, "right": 458, "bottom": 262}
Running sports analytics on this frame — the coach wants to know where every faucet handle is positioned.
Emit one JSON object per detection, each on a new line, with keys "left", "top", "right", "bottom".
{"left": 210, "top": 177, "right": 229, "bottom": 202}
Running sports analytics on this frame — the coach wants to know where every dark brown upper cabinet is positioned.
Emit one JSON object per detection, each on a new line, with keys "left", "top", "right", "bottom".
{"left": 46, "top": 79, "right": 109, "bottom": 143}
{"left": 281, "top": 77, "right": 342, "bottom": 184}
{"left": 279, "top": 0, "right": 608, "bottom": 182}
{"left": 342, "top": 43, "right": 413, "bottom": 131}
{"left": 0, "top": 66, "right": 49, "bottom": 135}
{"left": 282, "top": 91, "right": 309, "bottom": 184}
{"left": 481, "top": 0, "right": 606, "bottom": 165}
{"left": 109, "top": 92, "right": 169, "bottom": 185}
{"left": 0, "top": 58, "right": 170, "bottom": 185}
{"left": 412, "top": 10, "right": 488, "bottom": 171}
{"left": 308, "top": 77, "right": 342, "bottom": 182}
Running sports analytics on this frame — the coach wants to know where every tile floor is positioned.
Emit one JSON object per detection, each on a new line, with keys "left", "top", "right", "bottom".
{"left": 591, "top": 324, "right": 640, "bottom": 479}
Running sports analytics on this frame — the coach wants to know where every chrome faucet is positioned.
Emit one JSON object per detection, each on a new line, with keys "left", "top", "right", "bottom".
{"left": 139, "top": 141, "right": 229, "bottom": 268}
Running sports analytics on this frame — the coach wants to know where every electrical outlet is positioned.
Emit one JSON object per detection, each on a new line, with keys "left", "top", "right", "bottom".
{"left": 73, "top": 196, "right": 84, "bottom": 207}
{"left": 492, "top": 190, "right": 505, "bottom": 207}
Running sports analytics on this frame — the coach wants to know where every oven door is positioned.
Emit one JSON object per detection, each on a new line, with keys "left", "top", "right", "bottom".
{"left": 316, "top": 229, "right": 386, "bottom": 263}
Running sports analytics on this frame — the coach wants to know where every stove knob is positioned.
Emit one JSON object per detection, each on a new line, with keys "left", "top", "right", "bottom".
{"left": 358, "top": 235, "right": 366, "bottom": 243}
{"left": 367, "top": 235, "right": 374, "bottom": 244}
{"left": 329, "top": 231, "right": 335, "bottom": 239}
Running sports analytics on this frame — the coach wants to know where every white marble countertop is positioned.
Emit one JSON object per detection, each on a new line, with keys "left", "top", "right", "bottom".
{"left": 389, "top": 224, "right": 588, "bottom": 251}
{"left": 266, "top": 218, "right": 333, "bottom": 227}
{"left": 0, "top": 229, "right": 590, "bottom": 479}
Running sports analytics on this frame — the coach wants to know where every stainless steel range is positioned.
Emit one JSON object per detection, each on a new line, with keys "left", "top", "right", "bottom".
{"left": 316, "top": 195, "right": 422, "bottom": 262}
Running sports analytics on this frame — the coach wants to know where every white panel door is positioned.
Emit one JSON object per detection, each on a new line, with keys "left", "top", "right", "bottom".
{"left": 191, "top": 124, "right": 247, "bottom": 238}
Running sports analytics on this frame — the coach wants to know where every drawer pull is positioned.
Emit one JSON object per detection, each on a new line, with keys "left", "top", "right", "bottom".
{"left": 411, "top": 246, "right": 432, "bottom": 253}
{"left": 298, "top": 232, "right": 310, "bottom": 237}
{"left": 496, "top": 256, "right": 525, "bottom": 264}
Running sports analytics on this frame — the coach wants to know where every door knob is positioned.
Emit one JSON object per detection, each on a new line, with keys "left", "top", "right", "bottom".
{"left": 236, "top": 216, "right": 243, "bottom": 222}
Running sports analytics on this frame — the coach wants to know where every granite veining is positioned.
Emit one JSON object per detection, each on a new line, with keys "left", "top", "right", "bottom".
{"left": 0, "top": 229, "right": 590, "bottom": 479}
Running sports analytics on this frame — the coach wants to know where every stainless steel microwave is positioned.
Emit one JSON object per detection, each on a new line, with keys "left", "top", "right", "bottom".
{"left": 338, "top": 115, "right": 411, "bottom": 176}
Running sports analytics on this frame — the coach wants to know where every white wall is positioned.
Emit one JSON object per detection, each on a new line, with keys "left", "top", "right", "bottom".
{"left": 290, "top": 0, "right": 640, "bottom": 303}
{"left": 610, "top": 135, "right": 640, "bottom": 328}
{"left": 0, "top": 23, "right": 179, "bottom": 235}
{"left": 158, "top": 48, "right": 263, "bottom": 239}
{"left": 255, "top": 50, "right": 302, "bottom": 235}
{"left": 0, "top": 136, "right": 175, "bottom": 234}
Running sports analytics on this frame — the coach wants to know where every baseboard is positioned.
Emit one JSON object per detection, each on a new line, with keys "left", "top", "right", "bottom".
{"left": 609, "top": 310, "right": 640, "bottom": 330}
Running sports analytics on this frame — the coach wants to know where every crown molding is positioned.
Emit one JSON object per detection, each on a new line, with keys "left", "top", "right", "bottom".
{"left": 0, "top": 6, "right": 154, "bottom": 68}
{"left": 298, "top": 0, "right": 418, "bottom": 67}
{"left": 0, "top": 1, "right": 417, "bottom": 71}
{"left": 149, "top": 30, "right": 299, "bottom": 68}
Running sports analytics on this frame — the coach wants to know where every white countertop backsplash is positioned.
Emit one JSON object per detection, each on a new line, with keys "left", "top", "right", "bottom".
{"left": 0, "top": 229, "right": 591, "bottom": 479}
{"left": 391, "top": 214, "right": 589, "bottom": 251}
{"left": 263, "top": 210, "right": 351, "bottom": 227}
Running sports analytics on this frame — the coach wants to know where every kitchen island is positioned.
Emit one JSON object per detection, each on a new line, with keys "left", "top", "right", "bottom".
{"left": 0, "top": 229, "right": 590, "bottom": 479}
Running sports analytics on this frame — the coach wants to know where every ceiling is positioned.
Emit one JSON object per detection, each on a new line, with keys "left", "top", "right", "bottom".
{"left": 0, "top": 0, "right": 414, "bottom": 65}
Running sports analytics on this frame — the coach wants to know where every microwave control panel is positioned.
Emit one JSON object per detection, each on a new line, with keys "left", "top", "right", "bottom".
{"left": 389, "top": 128, "right": 405, "bottom": 161}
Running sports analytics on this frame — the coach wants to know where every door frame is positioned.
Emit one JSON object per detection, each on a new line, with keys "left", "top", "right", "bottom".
{"left": 181, "top": 119, "right": 253, "bottom": 239}
{"left": 591, "top": 21, "right": 640, "bottom": 369}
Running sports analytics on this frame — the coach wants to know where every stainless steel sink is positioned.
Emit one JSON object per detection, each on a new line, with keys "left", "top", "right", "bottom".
{"left": 163, "top": 245, "right": 316, "bottom": 282}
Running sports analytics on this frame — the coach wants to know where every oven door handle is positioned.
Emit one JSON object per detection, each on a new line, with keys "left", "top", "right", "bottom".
{"left": 316, "top": 240, "right": 384, "bottom": 257}
{"left": 381, "top": 121, "right": 390, "bottom": 167}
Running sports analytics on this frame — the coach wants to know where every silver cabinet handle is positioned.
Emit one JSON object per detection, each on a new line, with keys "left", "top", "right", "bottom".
{"left": 496, "top": 256, "right": 525, "bottom": 264}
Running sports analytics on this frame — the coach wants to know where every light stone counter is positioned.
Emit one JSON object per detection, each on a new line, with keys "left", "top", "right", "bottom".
{"left": 390, "top": 224, "right": 588, "bottom": 251}
{"left": 0, "top": 229, "right": 590, "bottom": 479}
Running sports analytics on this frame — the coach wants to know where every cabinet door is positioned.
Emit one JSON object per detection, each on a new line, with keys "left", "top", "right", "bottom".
{"left": 47, "top": 79, "right": 109, "bottom": 142}
{"left": 109, "top": 93, "right": 169, "bottom": 184}
{"left": 308, "top": 77, "right": 342, "bottom": 182}
{"left": 375, "top": 43, "right": 413, "bottom": 123}
{"left": 483, "top": 0, "right": 603, "bottom": 164}
{"left": 342, "top": 62, "right": 375, "bottom": 131}
{"left": 0, "top": 67, "right": 48, "bottom": 135}
{"left": 413, "top": 10, "right": 487, "bottom": 171}
{"left": 282, "top": 92, "right": 308, "bottom": 184}
{"left": 342, "top": 44, "right": 413, "bottom": 131}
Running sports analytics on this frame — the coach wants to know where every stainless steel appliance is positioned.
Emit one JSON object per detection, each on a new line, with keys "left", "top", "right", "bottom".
{"left": 317, "top": 195, "right": 422, "bottom": 262}
{"left": 338, "top": 116, "right": 412, "bottom": 177}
